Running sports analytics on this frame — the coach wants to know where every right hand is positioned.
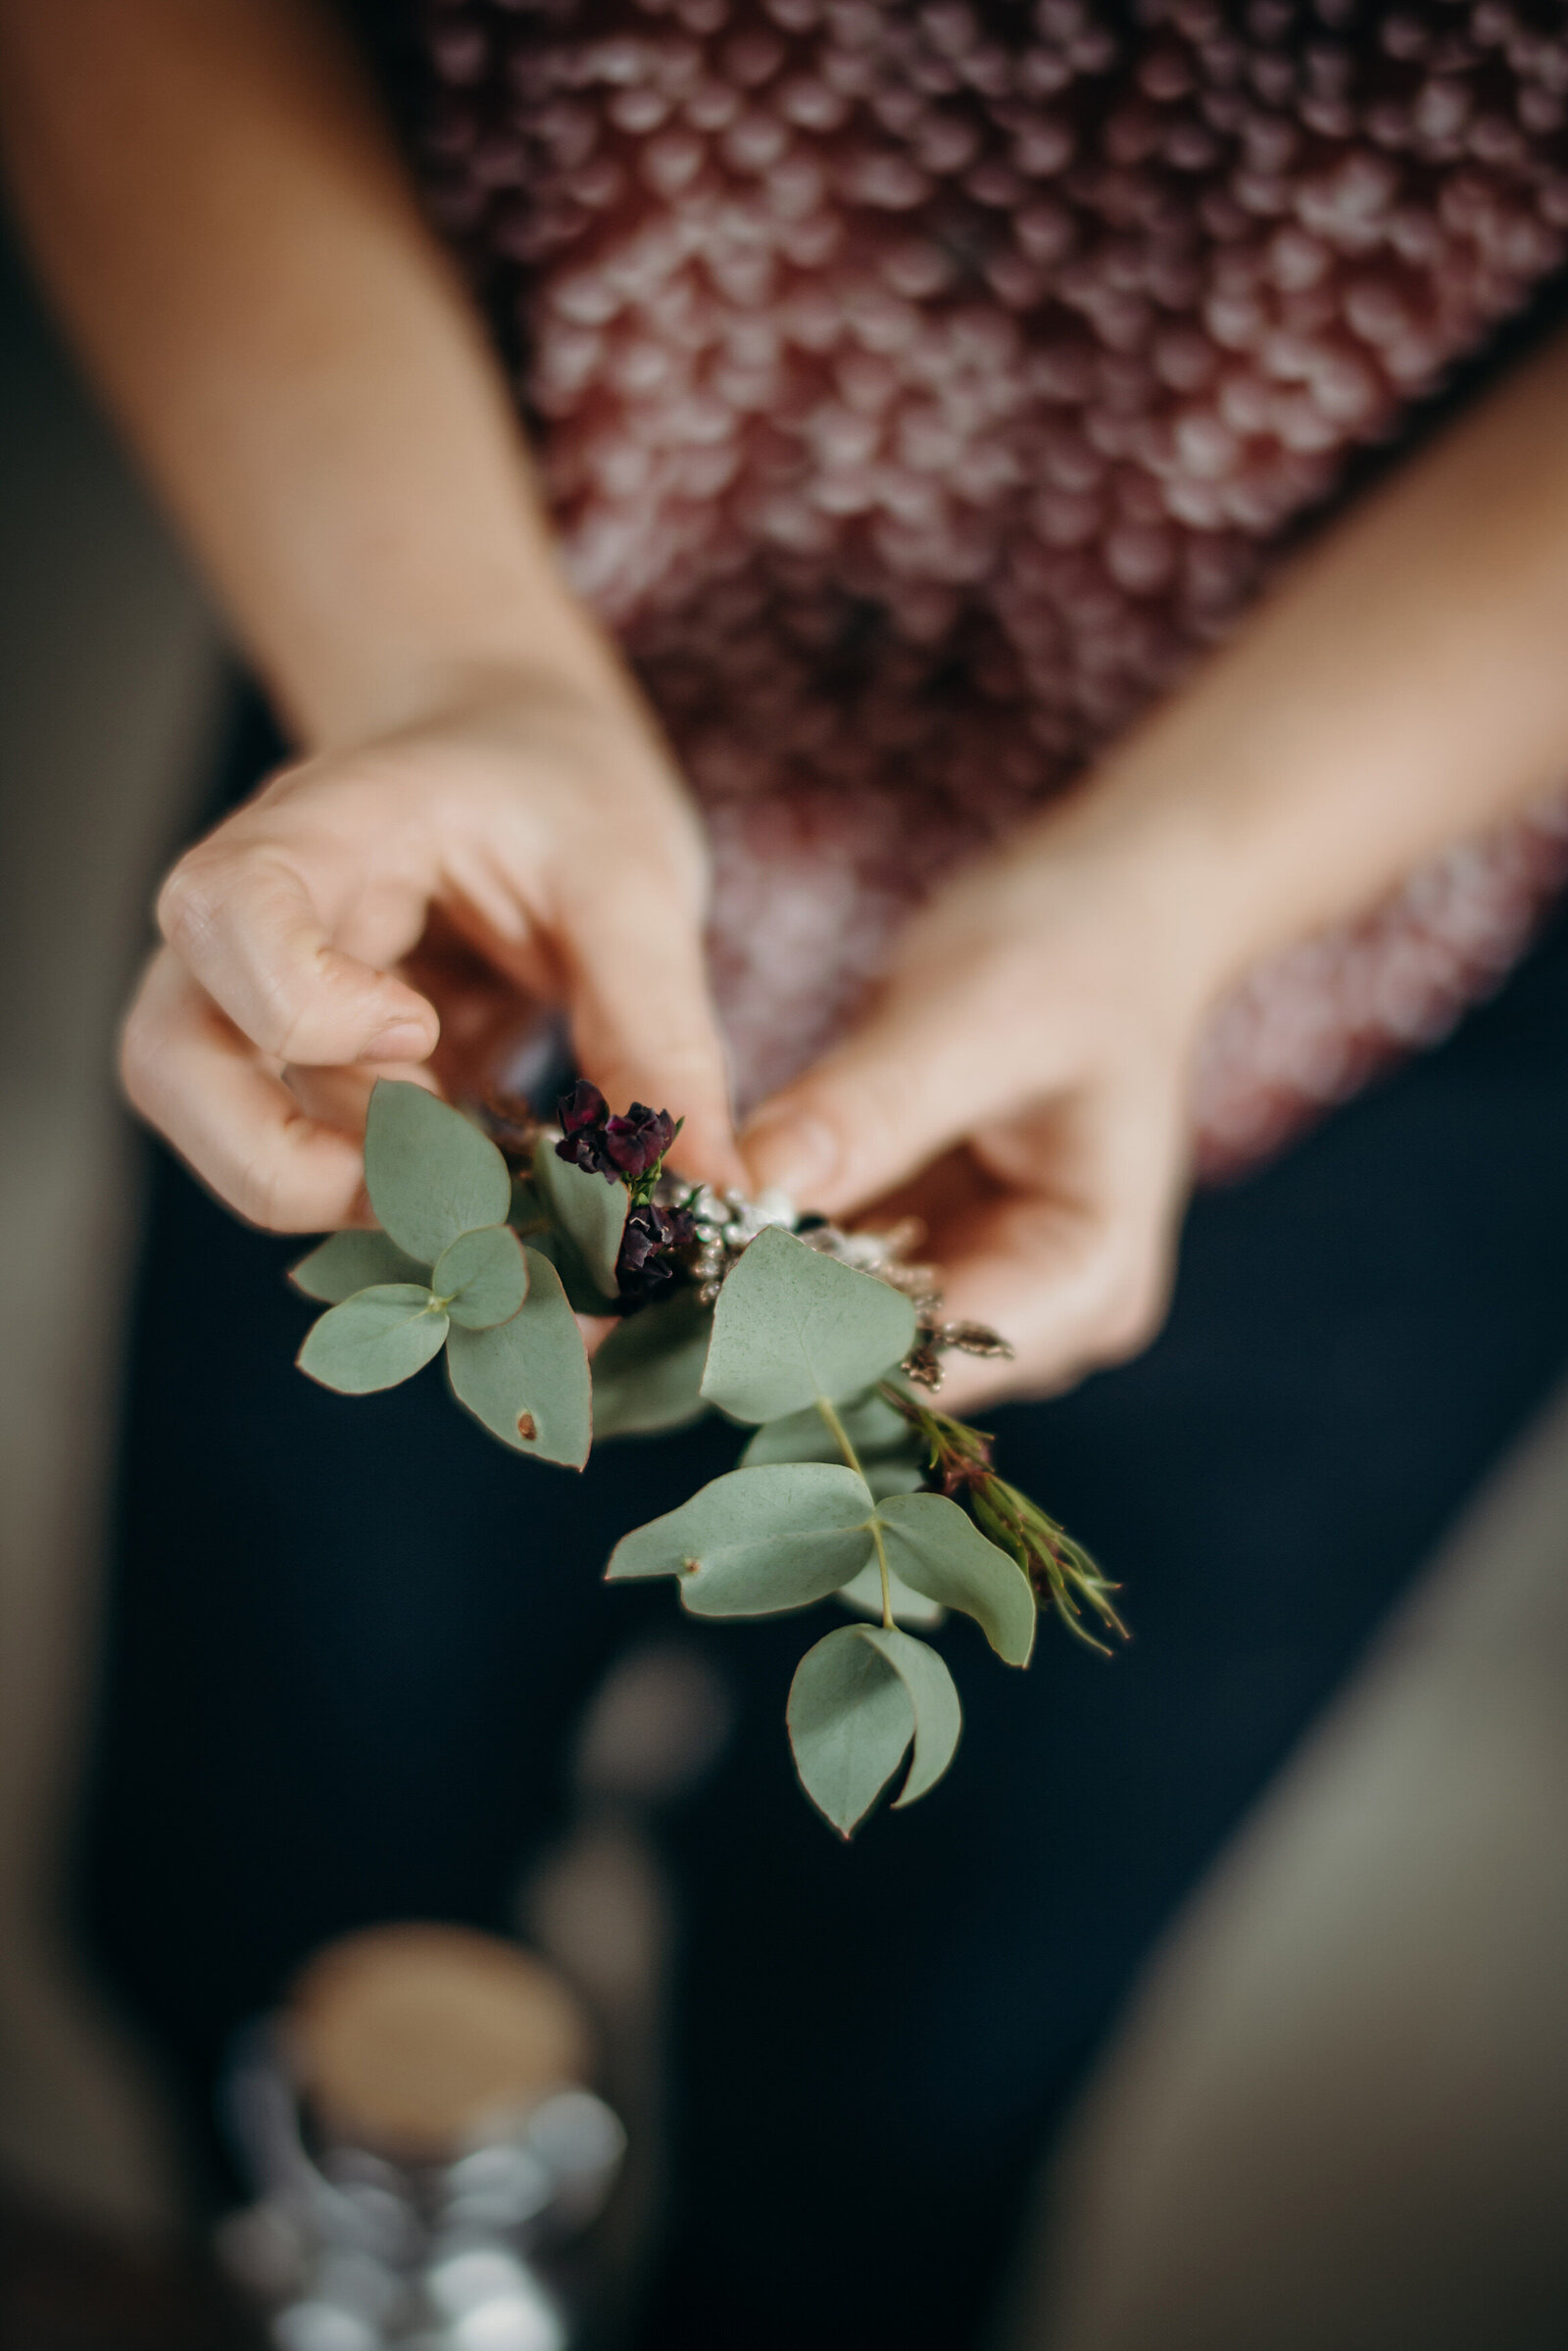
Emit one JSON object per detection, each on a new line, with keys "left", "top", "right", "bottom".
{"left": 121, "top": 663, "right": 745, "bottom": 1230}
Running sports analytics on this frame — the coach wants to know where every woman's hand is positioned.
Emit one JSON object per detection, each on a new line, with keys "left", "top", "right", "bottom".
{"left": 742, "top": 801, "right": 1213, "bottom": 1411}
{"left": 121, "top": 663, "right": 744, "bottom": 1232}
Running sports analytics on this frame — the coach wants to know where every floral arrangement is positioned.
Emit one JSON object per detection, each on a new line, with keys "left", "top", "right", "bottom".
{"left": 292, "top": 1082, "right": 1122, "bottom": 1837}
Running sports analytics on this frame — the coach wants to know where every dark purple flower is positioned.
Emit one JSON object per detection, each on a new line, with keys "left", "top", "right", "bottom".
{"left": 616, "top": 1200, "right": 697, "bottom": 1298}
{"left": 559, "top": 1079, "right": 609, "bottom": 1136}
{"left": 604, "top": 1102, "right": 676, "bottom": 1180}
{"left": 555, "top": 1080, "right": 615, "bottom": 1177}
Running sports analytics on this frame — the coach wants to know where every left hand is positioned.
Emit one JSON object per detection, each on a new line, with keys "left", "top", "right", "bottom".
{"left": 740, "top": 797, "right": 1220, "bottom": 1412}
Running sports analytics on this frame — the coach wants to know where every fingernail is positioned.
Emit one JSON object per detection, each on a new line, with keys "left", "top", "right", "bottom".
{"left": 362, "top": 1018, "right": 429, "bottom": 1061}
{"left": 742, "top": 1109, "right": 840, "bottom": 1201}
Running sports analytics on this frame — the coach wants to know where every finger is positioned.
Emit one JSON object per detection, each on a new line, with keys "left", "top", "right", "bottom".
{"left": 121, "top": 950, "right": 374, "bottom": 1232}
{"left": 741, "top": 948, "right": 1031, "bottom": 1215}
{"left": 931, "top": 1090, "right": 1187, "bottom": 1401}
{"left": 931, "top": 1199, "right": 1151, "bottom": 1409}
{"left": 280, "top": 1055, "right": 444, "bottom": 1135}
{"left": 157, "top": 843, "right": 439, "bottom": 1067}
{"left": 560, "top": 873, "right": 745, "bottom": 1191}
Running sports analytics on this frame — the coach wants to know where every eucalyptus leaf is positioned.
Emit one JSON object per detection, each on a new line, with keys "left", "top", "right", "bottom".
{"left": 876, "top": 1629, "right": 963, "bottom": 1808}
{"left": 529, "top": 1225, "right": 621, "bottom": 1317}
{"left": 510, "top": 1176, "right": 550, "bottom": 1237}
{"left": 741, "top": 1386, "right": 915, "bottom": 1470}
{"left": 432, "top": 1225, "right": 530, "bottom": 1330}
{"left": 607, "top": 1463, "right": 875, "bottom": 1617}
{"left": 532, "top": 1140, "right": 627, "bottom": 1298}
{"left": 591, "top": 1290, "right": 713, "bottom": 1437}
{"left": 835, "top": 1561, "right": 946, "bottom": 1630}
{"left": 289, "top": 1228, "right": 427, "bottom": 1303}
{"left": 866, "top": 1459, "right": 926, "bottom": 1500}
{"left": 875, "top": 1492, "right": 1037, "bottom": 1666}
{"left": 445, "top": 1246, "right": 591, "bottom": 1467}
{"left": 701, "top": 1227, "right": 917, "bottom": 1424}
{"left": 364, "top": 1082, "right": 511, "bottom": 1264}
{"left": 786, "top": 1624, "right": 961, "bottom": 1837}
{"left": 297, "top": 1284, "right": 449, "bottom": 1395}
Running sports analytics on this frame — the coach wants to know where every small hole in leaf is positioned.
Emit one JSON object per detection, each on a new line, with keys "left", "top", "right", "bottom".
{"left": 516, "top": 1411, "right": 537, "bottom": 1441}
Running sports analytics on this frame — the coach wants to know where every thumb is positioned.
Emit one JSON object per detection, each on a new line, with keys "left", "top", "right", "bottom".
{"left": 158, "top": 851, "right": 439, "bottom": 1066}
{"left": 741, "top": 959, "right": 1027, "bottom": 1215}
{"left": 561, "top": 874, "right": 744, "bottom": 1191}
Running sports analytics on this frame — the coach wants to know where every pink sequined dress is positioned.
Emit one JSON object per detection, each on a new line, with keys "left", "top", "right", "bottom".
{"left": 410, "top": 0, "right": 1568, "bottom": 1172}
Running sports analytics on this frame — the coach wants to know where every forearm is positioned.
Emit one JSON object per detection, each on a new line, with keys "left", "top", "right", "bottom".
{"left": 0, "top": 0, "right": 608, "bottom": 750}
{"left": 1055, "top": 327, "right": 1568, "bottom": 1003}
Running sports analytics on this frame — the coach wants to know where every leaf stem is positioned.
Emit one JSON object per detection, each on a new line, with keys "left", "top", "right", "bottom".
{"left": 816, "top": 1396, "right": 895, "bottom": 1631}
{"left": 815, "top": 1395, "right": 861, "bottom": 1476}
{"left": 869, "top": 1522, "right": 895, "bottom": 1632}
{"left": 876, "top": 1381, "right": 1126, "bottom": 1650}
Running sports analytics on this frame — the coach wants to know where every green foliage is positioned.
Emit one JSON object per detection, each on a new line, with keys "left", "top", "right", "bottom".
{"left": 701, "top": 1227, "right": 916, "bottom": 1423}
{"left": 864, "top": 1459, "right": 927, "bottom": 1500}
{"left": 284, "top": 1083, "right": 1116, "bottom": 1839}
{"left": 835, "top": 1560, "right": 945, "bottom": 1629}
{"left": 446, "top": 1247, "right": 591, "bottom": 1467}
{"left": 607, "top": 1463, "right": 875, "bottom": 1616}
{"left": 741, "top": 1386, "right": 914, "bottom": 1470}
{"left": 876, "top": 1492, "right": 1037, "bottom": 1666}
{"left": 532, "top": 1138, "right": 627, "bottom": 1299}
{"left": 364, "top": 1082, "right": 511, "bottom": 1264}
{"left": 297, "top": 1284, "right": 449, "bottom": 1394}
{"left": 289, "top": 1228, "right": 427, "bottom": 1302}
{"left": 591, "top": 1289, "right": 713, "bottom": 1437}
{"left": 787, "top": 1625, "right": 961, "bottom": 1837}
{"left": 432, "top": 1225, "right": 530, "bottom": 1330}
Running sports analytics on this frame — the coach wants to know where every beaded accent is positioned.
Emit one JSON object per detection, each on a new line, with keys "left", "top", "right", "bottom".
{"left": 413, "top": 0, "right": 1568, "bottom": 1172}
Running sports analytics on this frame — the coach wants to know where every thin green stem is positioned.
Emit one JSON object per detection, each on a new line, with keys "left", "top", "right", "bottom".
{"left": 815, "top": 1395, "right": 861, "bottom": 1476}
{"left": 817, "top": 1396, "right": 895, "bottom": 1631}
{"left": 869, "top": 1521, "right": 895, "bottom": 1632}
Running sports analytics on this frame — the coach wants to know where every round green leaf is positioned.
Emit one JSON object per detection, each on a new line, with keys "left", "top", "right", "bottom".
{"left": 445, "top": 1247, "right": 591, "bottom": 1467}
{"left": 741, "top": 1386, "right": 916, "bottom": 1470}
{"left": 297, "top": 1285, "right": 448, "bottom": 1394}
{"left": 364, "top": 1081, "right": 511, "bottom": 1265}
{"left": 592, "top": 1290, "right": 713, "bottom": 1437}
{"left": 433, "top": 1224, "right": 530, "bottom": 1329}
{"left": 701, "top": 1227, "right": 917, "bottom": 1424}
{"left": 875, "top": 1492, "right": 1037, "bottom": 1665}
{"left": 786, "top": 1624, "right": 961, "bottom": 1837}
{"left": 289, "top": 1228, "right": 427, "bottom": 1302}
{"left": 607, "top": 1463, "right": 875, "bottom": 1617}
{"left": 835, "top": 1561, "right": 945, "bottom": 1630}
{"left": 866, "top": 1459, "right": 926, "bottom": 1499}
{"left": 532, "top": 1139, "right": 627, "bottom": 1299}
{"left": 873, "top": 1628, "right": 962, "bottom": 1808}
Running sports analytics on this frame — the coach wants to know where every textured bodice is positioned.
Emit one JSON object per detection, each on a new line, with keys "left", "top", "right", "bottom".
{"left": 410, "top": 0, "right": 1568, "bottom": 1167}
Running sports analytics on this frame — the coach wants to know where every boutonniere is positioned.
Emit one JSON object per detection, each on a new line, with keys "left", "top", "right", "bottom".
{"left": 292, "top": 1082, "right": 1123, "bottom": 1838}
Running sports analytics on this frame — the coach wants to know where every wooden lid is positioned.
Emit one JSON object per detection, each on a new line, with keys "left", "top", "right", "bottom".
{"left": 284, "top": 1924, "right": 593, "bottom": 2160}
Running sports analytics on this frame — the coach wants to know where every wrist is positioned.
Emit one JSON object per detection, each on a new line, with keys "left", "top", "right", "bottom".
{"left": 1007, "top": 762, "right": 1253, "bottom": 1033}
{"left": 281, "top": 550, "right": 637, "bottom": 759}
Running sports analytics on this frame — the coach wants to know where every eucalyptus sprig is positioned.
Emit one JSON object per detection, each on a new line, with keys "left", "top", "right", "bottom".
{"left": 289, "top": 1079, "right": 1122, "bottom": 1837}
{"left": 877, "top": 1389, "right": 1128, "bottom": 1653}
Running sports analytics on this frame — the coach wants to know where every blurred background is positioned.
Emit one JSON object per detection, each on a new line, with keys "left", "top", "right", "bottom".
{"left": 3, "top": 204, "right": 1568, "bottom": 2349}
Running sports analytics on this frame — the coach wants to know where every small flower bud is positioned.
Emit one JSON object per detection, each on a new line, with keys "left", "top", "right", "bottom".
{"left": 559, "top": 1079, "right": 610, "bottom": 1137}
{"left": 616, "top": 1199, "right": 698, "bottom": 1298}
{"left": 605, "top": 1102, "right": 677, "bottom": 1179}
{"left": 556, "top": 1080, "right": 616, "bottom": 1177}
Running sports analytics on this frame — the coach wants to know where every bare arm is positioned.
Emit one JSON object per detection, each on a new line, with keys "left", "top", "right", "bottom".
{"left": 1076, "top": 325, "right": 1568, "bottom": 987}
{"left": 0, "top": 0, "right": 743, "bottom": 1223}
{"left": 0, "top": 0, "right": 593, "bottom": 745}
